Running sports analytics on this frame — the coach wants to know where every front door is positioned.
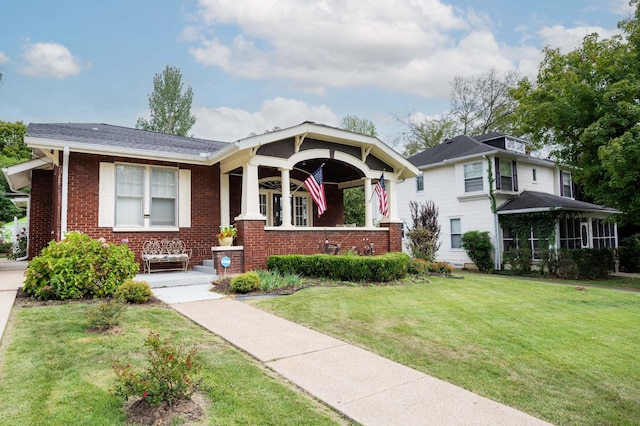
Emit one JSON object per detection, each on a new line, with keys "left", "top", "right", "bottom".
{"left": 580, "top": 220, "right": 590, "bottom": 249}
{"left": 272, "top": 194, "right": 282, "bottom": 226}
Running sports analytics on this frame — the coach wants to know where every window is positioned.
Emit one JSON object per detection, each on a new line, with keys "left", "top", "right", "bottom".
{"left": 294, "top": 196, "right": 308, "bottom": 226}
{"left": 561, "top": 171, "right": 573, "bottom": 198}
{"left": 592, "top": 219, "right": 616, "bottom": 248}
{"left": 450, "top": 218, "right": 461, "bottom": 249}
{"left": 495, "top": 158, "right": 518, "bottom": 191}
{"left": 259, "top": 178, "right": 311, "bottom": 226}
{"left": 464, "top": 162, "right": 483, "bottom": 192}
{"left": 532, "top": 168, "right": 537, "bottom": 182}
{"left": 559, "top": 217, "right": 581, "bottom": 249}
{"left": 502, "top": 227, "right": 517, "bottom": 252}
{"left": 99, "top": 162, "right": 190, "bottom": 230}
{"left": 416, "top": 175, "right": 424, "bottom": 192}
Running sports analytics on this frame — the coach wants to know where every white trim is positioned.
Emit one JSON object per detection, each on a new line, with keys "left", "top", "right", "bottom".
{"left": 178, "top": 169, "right": 191, "bottom": 228}
{"left": 98, "top": 163, "right": 115, "bottom": 227}
{"left": 61, "top": 147, "right": 70, "bottom": 238}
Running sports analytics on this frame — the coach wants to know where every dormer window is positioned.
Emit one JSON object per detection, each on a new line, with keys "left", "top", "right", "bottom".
{"left": 505, "top": 137, "right": 525, "bottom": 153}
{"left": 560, "top": 171, "right": 573, "bottom": 198}
{"left": 494, "top": 158, "right": 518, "bottom": 192}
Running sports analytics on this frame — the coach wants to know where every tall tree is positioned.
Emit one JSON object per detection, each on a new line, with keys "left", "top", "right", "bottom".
{"left": 398, "top": 114, "right": 459, "bottom": 156}
{"left": 450, "top": 67, "right": 521, "bottom": 135}
{"left": 340, "top": 116, "right": 378, "bottom": 226}
{"left": 136, "top": 66, "right": 196, "bottom": 136}
{"left": 513, "top": 0, "right": 640, "bottom": 224}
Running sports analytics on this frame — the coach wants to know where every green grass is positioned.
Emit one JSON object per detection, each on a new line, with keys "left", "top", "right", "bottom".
{"left": 252, "top": 273, "right": 640, "bottom": 425}
{"left": 0, "top": 303, "right": 349, "bottom": 425}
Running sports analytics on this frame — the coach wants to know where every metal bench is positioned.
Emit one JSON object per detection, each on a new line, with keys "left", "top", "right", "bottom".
{"left": 141, "top": 238, "right": 191, "bottom": 274}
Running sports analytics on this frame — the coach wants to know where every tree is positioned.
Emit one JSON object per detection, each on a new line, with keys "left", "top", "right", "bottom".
{"left": 340, "top": 116, "right": 378, "bottom": 226}
{"left": 450, "top": 67, "right": 521, "bottom": 135}
{"left": 0, "top": 121, "right": 29, "bottom": 222}
{"left": 406, "top": 200, "right": 442, "bottom": 261}
{"left": 136, "top": 66, "right": 196, "bottom": 136}
{"left": 513, "top": 0, "right": 640, "bottom": 224}
{"left": 398, "top": 113, "right": 459, "bottom": 156}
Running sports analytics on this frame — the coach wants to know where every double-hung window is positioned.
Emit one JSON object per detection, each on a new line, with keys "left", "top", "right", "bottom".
{"left": 495, "top": 158, "right": 518, "bottom": 191}
{"left": 416, "top": 175, "right": 424, "bottom": 192}
{"left": 464, "top": 162, "right": 483, "bottom": 192}
{"left": 560, "top": 171, "right": 573, "bottom": 198}
{"left": 99, "top": 162, "right": 190, "bottom": 230}
{"left": 450, "top": 218, "right": 462, "bottom": 249}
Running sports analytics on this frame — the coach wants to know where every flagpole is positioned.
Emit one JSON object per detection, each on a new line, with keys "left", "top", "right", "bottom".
{"left": 291, "top": 163, "right": 325, "bottom": 197}
{"left": 369, "top": 171, "right": 384, "bottom": 202}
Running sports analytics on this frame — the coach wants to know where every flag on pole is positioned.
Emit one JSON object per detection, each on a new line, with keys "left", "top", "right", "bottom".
{"left": 374, "top": 173, "right": 389, "bottom": 217}
{"left": 304, "top": 166, "right": 327, "bottom": 217}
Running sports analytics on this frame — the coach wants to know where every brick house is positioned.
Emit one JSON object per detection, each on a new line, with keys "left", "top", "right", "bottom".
{"left": 4, "top": 122, "right": 419, "bottom": 273}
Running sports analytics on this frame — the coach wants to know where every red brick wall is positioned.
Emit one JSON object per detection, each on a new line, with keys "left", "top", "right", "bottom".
{"left": 313, "top": 184, "right": 344, "bottom": 226}
{"left": 28, "top": 169, "right": 55, "bottom": 259}
{"left": 52, "top": 153, "right": 221, "bottom": 268}
{"left": 381, "top": 222, "right": 403, "bottom": 252}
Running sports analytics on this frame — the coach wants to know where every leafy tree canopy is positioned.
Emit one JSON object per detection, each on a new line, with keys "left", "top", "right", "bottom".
{"left": 513, "top": 0, "right": 640, "bottom": 224}
{"left": 0, "top": 121, "right": 29, "bottom": 222}
{"left": 136, "top": 66, "right": 196, "bottom": 136}
{"left": 340, "top": 115, "right": 377, "bottom": 137}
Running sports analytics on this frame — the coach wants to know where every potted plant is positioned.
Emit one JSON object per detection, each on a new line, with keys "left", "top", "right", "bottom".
{"left": 217, "top": 225, "right": 237, "bottom": 246}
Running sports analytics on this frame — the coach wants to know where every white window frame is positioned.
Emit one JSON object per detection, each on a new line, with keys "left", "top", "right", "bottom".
{"left": 259, "top": 178, "right": 311, "bottom": 227}
{"left": 98, "top": 162, "right": 190, "bottom": 231}
{"left": 561, "top": 171, "right": 573, "bottom": 198}
{"left": 463, "top": 162, "right": 483, "bottom": 193}
{"left": 450, "top": 217, "right": 462, "bottom": 249}
{"left": 416, "top": 175, "right": 424, "bottom": 192}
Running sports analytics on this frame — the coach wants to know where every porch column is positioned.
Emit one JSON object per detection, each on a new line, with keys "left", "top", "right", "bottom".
{"left": 236, "top": 162, "right": 263, "bottom": 220}
{"left": 220, "top": 171, "right": 230, "bottom": 226}
{"left": 280, "top": 167, "right": 293, "bottom": 228}
{"left": 386, "top": 177, "right": 401, "bottom": 223}
{"left": 364, "top": 177, "right": 373, "bottom": 228}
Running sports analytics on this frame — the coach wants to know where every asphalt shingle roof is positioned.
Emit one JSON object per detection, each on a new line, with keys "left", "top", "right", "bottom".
{"left": 497, "top": 191, "right": 618, "bottom": 213}
{"left": 406, "top": 134, "right": 495, "bottom": 167}
{"left": 27, "top": 123, "right": 230, "bottom": 156}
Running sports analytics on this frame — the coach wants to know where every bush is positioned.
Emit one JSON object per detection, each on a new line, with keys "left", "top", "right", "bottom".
{"left": 23, "top": 232, "right": 139, "bottom": 300}
{"left": 267, "top": 252, "right": 410, "bottom": 282}
{"left": 502, "top": 248, "right": 533, "bottom": 274}
{"left": 87, "top": 299, "right": 126, "bottom": 332}
{"left": 461, "top": 231, "right": 494, "bottom": 273}
{"left": 230, "top": 271, "right": 260, "bottom": 293}
{"left": 556, "top": 248, "right": 614, "bottom": 280}
{"left": 256, "top": 269, "right": 300, "bottom": 292}
{"left": 406, "top": 200, "right": 441, "bottom": 261}
{"left": 428, "top": 261, "right": 454, "bottom": 275}
{"left": 113, "top": 331, "right": 202, "bottom": 406}
{"left": 618, "top": 233, "right": 640, "bottom": 273}
{"left": 114, "top": 280, "right": 153, "bottom": 304}
{"left": 407, "top": 258, "right": 429, "bottom": 275}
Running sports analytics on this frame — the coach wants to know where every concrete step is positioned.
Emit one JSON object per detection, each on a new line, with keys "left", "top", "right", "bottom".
{"left": 193, "top": 264, "right": 217, "bottom": 274}
{"left": 136, "top": 271, "right": 218, "bottom": 288}
{"left": 202, "top": 259, "right": 214, "bottom": 268}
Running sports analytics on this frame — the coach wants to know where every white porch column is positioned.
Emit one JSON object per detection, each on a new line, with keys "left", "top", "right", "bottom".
{"left": 280, "top": 167, "right": 293, "bottom": 228}
{"left": 220, "top": 172, "right": 230, "bottom": 226}
{"left": 61, "top": 146, "right": 69, "bottom": 239}
{"left": 236, "top": 162, "right": 264, "bottom": 220}
{"left": 386, "top": 177, "right": 402, "bottom": 223}
{"left": 364, "top": 177, "right": 373, "bottom": 228}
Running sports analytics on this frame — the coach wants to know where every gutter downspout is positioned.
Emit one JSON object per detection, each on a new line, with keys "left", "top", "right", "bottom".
{"left": 61, "top": 146, "right": 69, "bottom": 239}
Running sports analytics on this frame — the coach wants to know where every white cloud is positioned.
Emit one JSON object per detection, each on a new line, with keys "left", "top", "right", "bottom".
{"left": 191, "top": 97, "right": 339, "bottom": 141}
{"left": 0, "top": 51, "right": 9, "bottom": 64}
{"left": 538, "top": 24, "right": 620, "bottom": 52}
{"left": 20, "top": 42, "right": 90, "bottom": 79}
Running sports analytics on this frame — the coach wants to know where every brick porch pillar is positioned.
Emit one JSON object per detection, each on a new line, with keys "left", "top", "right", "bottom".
{"left": 381, "top": 222, "right": 403, "bottom": 252}
{"left": 236, "top": 219, "right": 267, "bottom": 271}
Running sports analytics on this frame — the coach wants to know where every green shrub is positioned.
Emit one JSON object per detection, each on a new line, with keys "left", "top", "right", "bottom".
{"left": 256, "top": 269, "right": 300, "bottom": 292}
{"left": 23, "top": 232, "right": 139, "bottom": 300}
{"left": 461, "top": 231, "right": 494, "bottom": 273}
{"left": 267, "top": 252, "right": 409, "bottom": 282}
{"left": 407, "top": 258, "right": 429, "bottom": 275}
{"left": 87, "top": 299, "right": 126, "bottom": 332}
{"left": 618, "top": 233, "right": 640, "bottom": 272}
{"left": 502, "top": 248, "right": 533, "bottom": 274}
{"left": 428, "top": 261, "right": 453, "bottom": 275}
{"left": 230, "top": 271, "right": 260, "bottom": 293}
{"left": 113, "top": 331, "right": 202, "bottom": 406}
{"left": 114, "top": 280, "right": 153, "bottom": 303}
{"left": 557, "top": 248, "right": 614, "bottom": 280}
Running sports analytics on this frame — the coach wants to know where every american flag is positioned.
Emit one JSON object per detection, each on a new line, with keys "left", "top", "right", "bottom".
{"left": 304, "top": 166, "right": 327, "bottom": 217}
{"left": 375, "top": 173, "right": 389, "bottom": 217}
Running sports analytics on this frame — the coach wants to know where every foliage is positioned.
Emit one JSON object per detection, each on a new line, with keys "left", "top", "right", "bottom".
{"left": 267, "top": 252, "right": 410, "bottom": 282}
{"left": 513, "top": 1, "right": 640, "bottom": 224}
{"left": 397, "top": 113, "right": 459, "bottom": 156}
{"left": 343, "top": 187, "right": 365, "bottom": 226}
{"left": 340, "top": 115, "right": 377, "bottom": 137}
{"left": 217, "top": 224, "right": 237, "bottom": 238}
{"left": 0, "top": 121, "right": 29, "bottom": 222}
{"left": 429, "top": 261, "right": 454, "bottom": 274}
{"left": 256, "top": 269, "right": 300, "bottom": 292}
{"left": 86, "top": 299, "right": 126, "bottom": 332}
{"left": 114, "top": 280, "right": 153, "bottom": 303}
{"left": 23, "top": 232, "right": 139, "bottom": 300}
{"left": 555, "top": 248, "right": 615, "bottom": 280}
{"left": 450, "top": 68, "right": 521, "bottom": 136}
{"left": 502, "top": 248, "right": 533, "bottom": 274}
{"left": 7, "top": 226, "right": 27, "bottom": 259}
{"left": 461, "top": 231, "right": 494, "bottom": 273}
{"left": 499, "top": 211, "right": 560, "bottom": 256}
{"left": 113, "top": 331, "right": 202, "bottom": 406}
{"left": 230, "top": 271, "right": 260, "bottom": 293}
{"left": 135, "top": 66, "right": 196, "bottom": 136}
{"left": 407, "top": 258, "right": 429, "bottom": 275}
{"left": 618, "top": 233, "right": 640, "bottom": 272}
{"left": 406, "top": 200, "right": 441, "bottom": 261}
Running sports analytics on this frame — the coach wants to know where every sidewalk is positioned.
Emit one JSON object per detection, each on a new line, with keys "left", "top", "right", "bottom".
{"left": 157, "top": 286, "right": 552, "bottom": 426}
{"left": 0, "top": 258, "right": 26, "bottom": 342}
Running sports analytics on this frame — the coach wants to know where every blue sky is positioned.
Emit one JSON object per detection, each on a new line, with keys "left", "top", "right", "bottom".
{"left": 0, "top": 0, "right": 633, "bottom": 146}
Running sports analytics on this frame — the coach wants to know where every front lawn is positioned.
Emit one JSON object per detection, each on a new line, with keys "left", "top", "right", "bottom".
{"left": 251, "top": 273, "right": 640, "bottom": 425}
{"left": 0, "top": 302, "right": 349, "bottom": 425}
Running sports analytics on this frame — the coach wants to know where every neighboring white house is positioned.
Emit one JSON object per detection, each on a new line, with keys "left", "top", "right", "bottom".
{"left": 397, "top": 133, "right": 619, "bottom": 269}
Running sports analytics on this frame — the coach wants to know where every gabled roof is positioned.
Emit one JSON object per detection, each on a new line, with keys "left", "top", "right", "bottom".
{"left": 407, "top": 133, "right": 554, "bottom": 169}
{"left": 26, "top": 123, "right": 231, "bottom": 158}
{"left": 497, "top": 191, "right": 619, "bottom": 215}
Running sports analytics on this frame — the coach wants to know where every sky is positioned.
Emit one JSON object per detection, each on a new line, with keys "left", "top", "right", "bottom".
{"left": 0, "top": 0, "right": 634, "bottom": 147}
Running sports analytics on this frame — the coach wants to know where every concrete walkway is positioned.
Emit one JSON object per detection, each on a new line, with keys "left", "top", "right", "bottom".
{"left": 156, "top": 286, "right": 552, "bottom": 426}
{"left": 0, "top": 258, "right": 26, "bottom": 342}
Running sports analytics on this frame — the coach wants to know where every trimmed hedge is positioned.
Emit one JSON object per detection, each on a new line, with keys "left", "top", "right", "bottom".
{"left": 267, "top": 252, "right": 410, "bottom": 282}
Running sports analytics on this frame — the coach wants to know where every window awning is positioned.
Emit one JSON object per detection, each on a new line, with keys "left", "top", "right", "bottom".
{"left": 2, "top": 157, "right": 53, "bottom": 191}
